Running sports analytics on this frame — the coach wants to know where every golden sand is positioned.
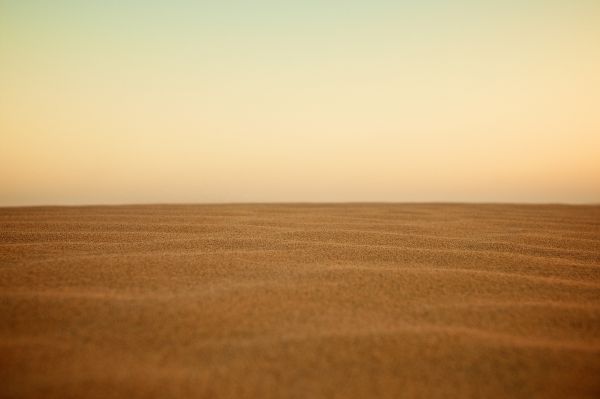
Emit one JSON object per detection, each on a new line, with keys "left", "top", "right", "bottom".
{"left": 1, "top": 204, "right": 599, "bottom": 398}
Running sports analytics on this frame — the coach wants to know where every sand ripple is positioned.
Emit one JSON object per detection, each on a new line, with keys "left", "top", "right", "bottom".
{"left": 1, "top": 204, "right": 599, "bottom": 398}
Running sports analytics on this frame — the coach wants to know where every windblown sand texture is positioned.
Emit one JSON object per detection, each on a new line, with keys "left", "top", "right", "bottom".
{"left": 1, "top": 204, "right": 599, "bottom": 398}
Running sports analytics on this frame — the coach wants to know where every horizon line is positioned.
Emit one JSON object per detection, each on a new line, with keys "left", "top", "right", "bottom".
{"left": 2, "top": 201, "right": 599, "bottom": 209}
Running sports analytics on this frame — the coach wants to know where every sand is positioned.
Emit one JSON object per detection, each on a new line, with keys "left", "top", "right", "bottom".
{"left": 1, "top": 203, "right": 599, "bottom": 398}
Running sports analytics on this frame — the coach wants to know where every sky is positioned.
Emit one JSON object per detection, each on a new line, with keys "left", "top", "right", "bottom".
{"left": 1, "top": 1, "right": 599, "bottom": 205}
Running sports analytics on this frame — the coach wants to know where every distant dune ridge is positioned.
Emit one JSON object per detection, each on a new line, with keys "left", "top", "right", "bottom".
{"left": 1, "top": 204, "right": 599, "bottom": 398}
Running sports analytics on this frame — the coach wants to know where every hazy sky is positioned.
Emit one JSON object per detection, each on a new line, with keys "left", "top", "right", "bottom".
{"left": 1, "top": 1, "right": 599, "bottom": 205}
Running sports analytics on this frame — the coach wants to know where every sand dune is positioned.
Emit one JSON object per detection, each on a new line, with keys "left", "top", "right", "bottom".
{"left": 1, "top": 204, "right": 599, "bottom": 398}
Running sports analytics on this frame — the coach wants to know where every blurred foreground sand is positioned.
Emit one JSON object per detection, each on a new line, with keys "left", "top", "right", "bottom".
{"left": 1, "top": 204, "right": 599, "bottom": 398}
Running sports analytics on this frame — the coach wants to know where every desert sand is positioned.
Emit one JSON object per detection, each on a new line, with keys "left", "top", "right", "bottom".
{"left": 1, "top": 204, "right": 599, "bottom": 398}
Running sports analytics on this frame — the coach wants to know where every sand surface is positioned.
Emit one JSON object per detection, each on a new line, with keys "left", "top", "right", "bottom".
{"left": 1, "top": 204, "right": 599, "bottom": 398}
